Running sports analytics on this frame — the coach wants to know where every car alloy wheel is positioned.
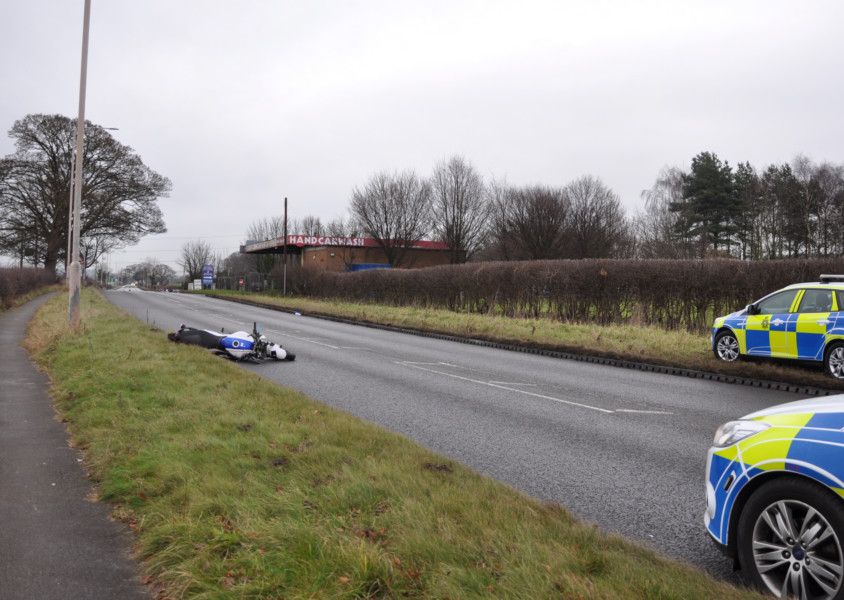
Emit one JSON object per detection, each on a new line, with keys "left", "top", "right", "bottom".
{"left": 751, "top": 499, "right": 843, "bottom": 600}
{"left": 716, "top": 332, "right": 740, "bottom": 362}
{"left": 827, "top": 346, "right": 844, "bottom": 380}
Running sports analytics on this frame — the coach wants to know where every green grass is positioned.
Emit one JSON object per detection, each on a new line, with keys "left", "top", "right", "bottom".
{"left": 196, "top": 289, "right": 843, "bottom": 391}
{"left": 26, "top": 290, "right": 764, "bottom": 599}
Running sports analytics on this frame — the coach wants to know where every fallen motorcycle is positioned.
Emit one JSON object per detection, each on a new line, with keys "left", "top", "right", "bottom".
{"left": 167, "top": 322, "right": 295, "bottom": 362}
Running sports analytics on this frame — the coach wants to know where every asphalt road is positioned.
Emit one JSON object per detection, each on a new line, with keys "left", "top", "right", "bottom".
{"left": 107, "top": 289, "right": 803, "bottom": 581}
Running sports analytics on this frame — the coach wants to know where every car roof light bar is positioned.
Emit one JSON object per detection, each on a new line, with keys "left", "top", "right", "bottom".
{"left": 819, "top": 274, "right": 844, "bottom": 283}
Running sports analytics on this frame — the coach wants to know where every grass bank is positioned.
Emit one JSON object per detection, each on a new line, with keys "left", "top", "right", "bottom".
{"left": 26, "top": 289, "right": 760, "bottom": 599}
{"left": 194, "top": 289, "right": 842, "bottom": 391}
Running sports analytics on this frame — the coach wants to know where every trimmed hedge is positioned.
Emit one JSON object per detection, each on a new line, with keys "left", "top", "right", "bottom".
{"left": 263, "top": 259, "right": 844, "bottom": 332}
{"left": 0, "top": 267, "right": 55, "bottom": 309}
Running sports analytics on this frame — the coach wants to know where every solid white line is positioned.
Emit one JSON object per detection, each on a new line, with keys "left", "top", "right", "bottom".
{"left": 616, "top": 409, "right": 674, "bottom": 415}
{"left": 397, "top": 361, "right": 614, "bottom": 414}
{"left": 488, "top": 381, "right": 538, "bottom": 386}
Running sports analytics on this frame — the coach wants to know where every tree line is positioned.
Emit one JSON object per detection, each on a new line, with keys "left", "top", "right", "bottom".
{"left": 636, "top": 153, "right": 844, "bottom": 260}
{"left": 231, "top": 152, "right": 843, "bottom": 279}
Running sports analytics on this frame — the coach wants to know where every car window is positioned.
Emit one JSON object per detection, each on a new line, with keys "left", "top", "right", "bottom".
{"left": 798, "top": 289, "right": 833, "bottom": 313}
{"left": 756, "top": 290, "right": 799, "bottom": 315}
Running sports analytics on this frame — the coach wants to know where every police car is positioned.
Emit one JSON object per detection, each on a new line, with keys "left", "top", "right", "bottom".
{"left": 706, "top": 397, "right": 844, "bottom": 599}
{"left": 712, "top": 275, "right": 844, "bottom": 379}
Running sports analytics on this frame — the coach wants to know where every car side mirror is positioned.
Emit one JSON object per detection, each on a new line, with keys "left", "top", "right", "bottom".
{"left": 746, "top": 304, "right": 757, "bottom": 315}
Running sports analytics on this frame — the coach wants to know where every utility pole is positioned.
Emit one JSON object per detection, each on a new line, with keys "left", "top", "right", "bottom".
{"left": 66, "top": 151, "right": 75, "bottom": 284}
{"left": 68, "top": 0, "right": 91, "bottom": 326}
{"left": 282, "top": 196, "right": 288, "bottom": 296}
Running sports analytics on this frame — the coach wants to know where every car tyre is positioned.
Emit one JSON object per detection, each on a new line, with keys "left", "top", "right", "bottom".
{"left": 825, "top": 342, "right": 844, "bottom": 380}
{"left": 737, "top": 477, "right": 844, "bottom": 600}
{"left": 714, "top": 330, "right": 741, "bottom": 362}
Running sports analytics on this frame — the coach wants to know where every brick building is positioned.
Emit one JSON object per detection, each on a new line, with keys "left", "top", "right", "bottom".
{"left": 241, "top": 235, "right": 454, "bottom": 271}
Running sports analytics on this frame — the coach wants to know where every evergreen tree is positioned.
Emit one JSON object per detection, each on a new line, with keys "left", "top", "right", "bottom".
{"left": 670, "top": 152, "right": 737, "bottom": 256}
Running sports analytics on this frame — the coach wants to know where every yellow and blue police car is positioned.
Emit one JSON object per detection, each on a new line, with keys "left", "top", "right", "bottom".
{"left": 706, "top": 396, "right": 844, "bottom": 599}
{"left": 712, "top": 275, "right": 844, "bottom": 379}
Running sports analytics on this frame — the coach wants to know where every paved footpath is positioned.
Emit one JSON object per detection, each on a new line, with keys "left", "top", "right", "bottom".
{"left": 0, "top": 295, "right": 148, "bottom": 600}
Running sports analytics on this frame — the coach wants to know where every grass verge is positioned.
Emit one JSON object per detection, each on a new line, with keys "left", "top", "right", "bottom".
{"left": 194, "top": 289, "right": 842, "bottom": 391}
{"left": 26, "top": 290, "right": 761, "bottom": 599}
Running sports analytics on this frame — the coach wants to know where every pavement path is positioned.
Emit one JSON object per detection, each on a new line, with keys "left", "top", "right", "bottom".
{"left": 108, "top": 289, "right": 808, "bottom": 583}
{"left": 0, "top": 295, "right": 148, "bottom": 600}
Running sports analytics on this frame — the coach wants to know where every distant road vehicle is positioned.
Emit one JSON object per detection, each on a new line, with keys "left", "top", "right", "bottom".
{"left": 706, "top": 396, "right": 844, "bottom": 599}
{"left": 712, "top": 275, "right": 844, "bottom": 379}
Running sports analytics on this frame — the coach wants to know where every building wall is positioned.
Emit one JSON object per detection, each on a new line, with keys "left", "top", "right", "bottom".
{"left": 301, "top": 246, "right": 453, "bottom": 271}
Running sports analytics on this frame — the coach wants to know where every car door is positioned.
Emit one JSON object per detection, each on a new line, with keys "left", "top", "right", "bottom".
{"left": 794, "top": 287, "right": 835, "bottom": 360}
{"left": 746, "top": 289, "right": 800, "bottom": 356}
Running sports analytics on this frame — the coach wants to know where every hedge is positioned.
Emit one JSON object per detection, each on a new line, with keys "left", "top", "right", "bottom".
{"left": 0, "top": 267, "right": 56, "bottom": 309}
{"left": 252, "top": 258, "right": 844, "bottom": 332}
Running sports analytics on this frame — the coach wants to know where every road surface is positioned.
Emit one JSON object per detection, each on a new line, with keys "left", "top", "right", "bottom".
{"left": 107, "top": 289, "right": 803, "bottom": 581}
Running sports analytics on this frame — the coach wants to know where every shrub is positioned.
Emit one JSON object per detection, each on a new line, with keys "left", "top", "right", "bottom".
{"left": 0, "top": 267, "right": 56, "bottom": 309}
{"left": 246, "top": 258, "right": 844, "bottom": 332}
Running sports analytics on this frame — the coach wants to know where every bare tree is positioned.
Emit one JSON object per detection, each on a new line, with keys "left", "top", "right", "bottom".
{"left": 566, "top": 175, "right": 628, "bottom": 258}
{"left": 350, "top": 170, "right": 432, "bottom": 266}
{"left": 293, "top": 215, "right": 324, "bottom": 236}
{"left": 814, "top": 162, "right": 844, "bottom": 255}
{"left": 117, "top": 258, "right": 176, "bottom": 288}
{"left": 246, "top": 216, "right": 285, "bottom": 243}
{"left": 633, "top": 166, "right": 688, "bottom": 258}
{"left": 325, "top": 216, "right": 361, "bottom": 238}
{"left": 0, "top": 114, "right": 169, "bottom": 273}
{"left": 490, "top": 185, "right": 571, "bottom": 260}
{"left": 245, "top": 216, "right": 285, "bottom": 277}
{"left": 430, "top": 156, "right": 487, "bottom": 263}
{"left": 178, "top": 239, "right": 212, "bottom": 282}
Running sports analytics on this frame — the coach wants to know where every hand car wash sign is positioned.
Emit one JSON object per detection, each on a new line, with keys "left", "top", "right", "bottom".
{"left": 201, "top": 264, "right": 214, "bottom": 288}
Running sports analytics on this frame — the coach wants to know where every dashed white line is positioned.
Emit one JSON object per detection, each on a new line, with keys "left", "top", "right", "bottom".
{"left": 397, "top": 361, "right": 614, "bottom": 414}
{"left": 397, "top": 361, "right": 673, "bottom": 416}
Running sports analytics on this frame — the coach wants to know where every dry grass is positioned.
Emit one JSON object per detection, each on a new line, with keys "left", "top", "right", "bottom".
{"left": 25, "top": 289, "right": 765, "bottom": 599}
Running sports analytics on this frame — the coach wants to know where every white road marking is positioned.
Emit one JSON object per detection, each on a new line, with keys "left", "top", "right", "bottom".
{"left": 266, "top": 330, "right": 340, "bottom": 349}
{"left": 160, "top": 294, "right": 672, "bottom": 416}
{"left": 397, "top": 361, "right": 673, "bottom": 416}
{"left": 397, "top": 361, "right": 614, "bottom": 414}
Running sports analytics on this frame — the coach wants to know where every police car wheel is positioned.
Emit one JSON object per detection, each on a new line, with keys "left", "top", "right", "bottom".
{"left": 825, "top": 343, "right": 844, "bottom": 380}
{"left": 737, "top": 478, "right": 844, "bottom": 600}
{"left": 714, "top": 331, "right": 740, "bottom": 362}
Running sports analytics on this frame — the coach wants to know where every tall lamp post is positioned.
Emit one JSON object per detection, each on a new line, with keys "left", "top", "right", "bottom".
{"left": 68, "top": 0, "right": 92, "bottom": 326}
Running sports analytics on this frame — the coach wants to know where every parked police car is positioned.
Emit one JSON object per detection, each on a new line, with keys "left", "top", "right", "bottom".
{"left": 706, "top": 396, "right": 844, "bottom": 599}
{"left": 712, "top": 275, "right": 844, "bottom": 379}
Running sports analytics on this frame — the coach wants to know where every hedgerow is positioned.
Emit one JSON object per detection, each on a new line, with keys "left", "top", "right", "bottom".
{"left": 0, "top": 267, "right": 55, "bottom": 308}
{"left": 244, "top": 258, "right": 844, "bottom": 332}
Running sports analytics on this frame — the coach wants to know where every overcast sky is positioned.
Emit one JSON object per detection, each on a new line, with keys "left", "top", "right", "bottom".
{"left": 1, "top": 0, "right": 842, "bottom": 271}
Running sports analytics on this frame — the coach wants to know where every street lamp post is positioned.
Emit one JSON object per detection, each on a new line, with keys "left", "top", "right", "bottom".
{"left": 68, "top": 0, "right": 92, "bottom": 326}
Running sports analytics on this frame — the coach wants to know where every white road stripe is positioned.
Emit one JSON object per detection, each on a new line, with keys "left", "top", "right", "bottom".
{"left": 616, "top": 409, "right": 674, "bottom": 415}
{"left": 397, "top": 361, "right": 614, "bottom": 414}
{"left": 267, "top": 330, "right": 340, "bottom": 349}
